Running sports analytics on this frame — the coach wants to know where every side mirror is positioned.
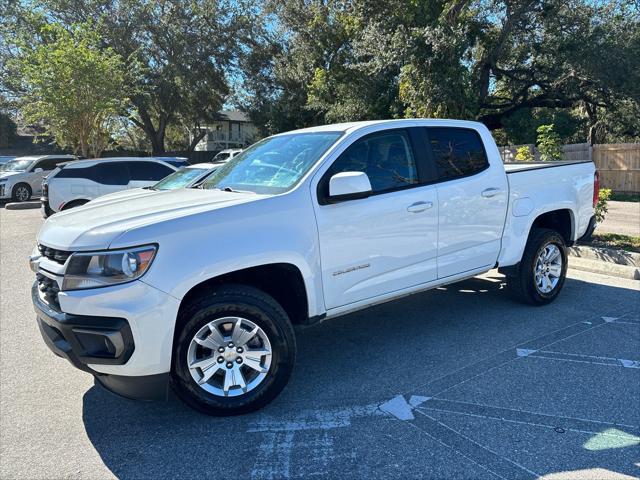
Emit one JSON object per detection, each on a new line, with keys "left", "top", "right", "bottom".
{"left": 33, "top": 168, "right": 44, "bottom": 173}
{"left": 328, "top": 171, "right": 372, "bottom": 202}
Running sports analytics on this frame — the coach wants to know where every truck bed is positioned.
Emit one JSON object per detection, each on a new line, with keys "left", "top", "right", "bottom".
{"left": 504, "top": 160, "right": 592, "bottom": 173}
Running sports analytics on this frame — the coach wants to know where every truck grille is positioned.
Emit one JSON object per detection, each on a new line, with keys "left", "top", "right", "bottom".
{"left": 36, "top": 272, "right": 61, "bottom": 310}
{"left": 38, "top": 244, "right": 72, "bottom": 264}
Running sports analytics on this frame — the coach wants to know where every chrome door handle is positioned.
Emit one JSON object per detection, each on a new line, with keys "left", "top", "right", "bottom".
{"left": 407, "top": 201, "right": 433, "bottom": 213}
{"left": 481, "top": 188, "right": 501, "bottom": 198}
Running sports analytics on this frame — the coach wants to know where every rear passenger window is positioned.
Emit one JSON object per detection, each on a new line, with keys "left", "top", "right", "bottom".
{"left": 128, "top": 162, "right": 174, "bottom": 181}
{"left": 93, "top": 163, "right": 129, "bottom": 185}
{"left": 326, "top": 130, "right": 418, "bottom": 194}
{"left": 426, "top": 128, "right": 488, "bottom": 180}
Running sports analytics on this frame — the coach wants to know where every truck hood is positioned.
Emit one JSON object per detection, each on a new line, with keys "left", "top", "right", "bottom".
{"left": 38, "top": 188, "right": 263, "bottom": 250}
{"left": 87, "top": 187, "right": 153, "bottom": 205}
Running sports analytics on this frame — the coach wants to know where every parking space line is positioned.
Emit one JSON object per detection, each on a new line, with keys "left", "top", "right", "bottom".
{"left": 517, "top": 349, "right": 640, "bottom": 369}
{"left": 414, "top": 398, "right": 640, "bottom": 436}
{"left": 409, "top": 409, "right": 539, "bottom": 480}
{"left": 405, "top": 313, "right": 630, "bottom": 399}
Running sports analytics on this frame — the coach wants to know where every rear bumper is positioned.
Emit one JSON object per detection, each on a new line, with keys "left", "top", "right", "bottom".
{"left": 40, "top": 197, "right": 53, "bottom": 218}
{"left": 577, "top": 215, "right": 597, "bottom": 242}
{"left": 33, "top": 283, "right": 169, "bottom": 400}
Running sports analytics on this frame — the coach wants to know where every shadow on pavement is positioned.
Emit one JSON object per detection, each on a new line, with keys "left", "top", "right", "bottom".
{"left": 81, "top": 275, "right": 639, "bottom": 479}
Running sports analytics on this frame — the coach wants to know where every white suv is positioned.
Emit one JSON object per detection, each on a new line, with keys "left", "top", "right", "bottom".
{"left": 0, "top": 155, "right": 76, "bottom": 202}
{"left": 211, "top": 149, "right": 242, "bottom": 163}
{"left": 42, "top": 157, "right": 185, "bottom": 216}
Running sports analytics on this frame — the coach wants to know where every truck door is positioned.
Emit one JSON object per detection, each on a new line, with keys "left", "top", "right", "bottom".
{"left": 424, "top": 127, "right": 509, "bottom": 279}
{"left": 313, "top": 128, "right": 439, "bottom": 310}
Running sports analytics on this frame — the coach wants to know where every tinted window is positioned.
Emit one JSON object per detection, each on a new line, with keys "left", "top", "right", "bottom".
{"left": 56, "top": 163, "right": 129, "bottom": 185}
{"left": 34, "top": 158, "right": 62, "bottom": 171}
{"left": 93, "top": 163, "right": 129, "bottom": 185}
{"left": 426, "top": 128, "right": 488, "bottom": 180}
{"left": 128, "top": 162, "right": 174, "bottom": 181}
{"left": 326, "top": 130, "right": 418, "bottom": 194}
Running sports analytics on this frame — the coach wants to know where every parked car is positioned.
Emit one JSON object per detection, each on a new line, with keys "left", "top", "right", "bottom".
{"left": 85, "top": 163, "right": 219, "bottom": 207}
{"left": 0, "top": 155, "right": 76, "bottom": 202}
{"left": 211, "top": 148, "right": 242, "bottom": 163}
{"left": 30, "top": 119, "right": 597, "bottom": 415}
{"left": 151, "top": 156, "right": 190, "bottom": 168}
{"left": 41, "top": 157, "right": 184, "bottom": 217}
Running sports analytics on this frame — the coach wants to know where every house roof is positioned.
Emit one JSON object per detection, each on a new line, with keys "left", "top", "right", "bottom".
{"left": 218, "top": 110, "right": 250, "bottom": 122}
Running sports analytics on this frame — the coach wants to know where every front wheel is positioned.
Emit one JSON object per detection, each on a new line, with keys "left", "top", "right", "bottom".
{"left": 508, "top": 228, "right": 568, "bottom": 305}
{"left": 172, "top": 284, "right": 296, "bottom": 415}
{"left": 12, "top": 183, "right": 32, "bottom": 202}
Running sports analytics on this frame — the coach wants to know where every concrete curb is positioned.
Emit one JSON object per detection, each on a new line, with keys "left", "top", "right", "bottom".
{"left": 568, "top": 246, "right": 640, "bottom": 280}
{"left": 569, "top": 245, "right": 640, "bottom": 267}
{"left": 4, "top": 201, "right": 40, "bottom": 210}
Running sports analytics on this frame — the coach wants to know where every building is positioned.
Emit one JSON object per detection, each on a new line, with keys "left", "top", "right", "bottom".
{"left": 194, "top": 110, "right": 259, "bottom": 152}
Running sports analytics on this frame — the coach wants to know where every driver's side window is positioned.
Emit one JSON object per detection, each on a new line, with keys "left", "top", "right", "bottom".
{"left": 326, "top": 130, "right": 418, "bottom": 194}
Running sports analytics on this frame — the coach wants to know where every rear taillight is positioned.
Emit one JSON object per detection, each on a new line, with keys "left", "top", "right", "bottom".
{"left": 593, "top": 171, "right": 600, "bottom": 208}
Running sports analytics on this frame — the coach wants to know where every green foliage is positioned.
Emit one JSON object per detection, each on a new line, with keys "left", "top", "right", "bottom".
{"left": 0, "top": 112, "right": 17, "bottom": 148}
{"left": 240, "top": 0, "right": 640, "bottom": 143}
{"left": 536, "top": 124, "right": 563, "bottom": 161}
{"left": 514, "top": 146, "right": 534, "bottom": 162}
{"left": 10, "top": 21, "right": 128, "bottom": 157}
{"left": 595, "top": 188, "right": 612, "bottom": 224}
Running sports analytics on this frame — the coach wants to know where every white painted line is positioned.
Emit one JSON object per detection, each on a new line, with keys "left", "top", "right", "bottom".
{"left": 379, "top": 395, "right": 414, "bottom": 421}
{"left": 409, "top": 395, "right": 431, "bottom": 407}
{"left": 516, "top": 348, "right": 537, "bottom": 357}
{"left": 620, "top": 359, "right": 640, "bottom": 369}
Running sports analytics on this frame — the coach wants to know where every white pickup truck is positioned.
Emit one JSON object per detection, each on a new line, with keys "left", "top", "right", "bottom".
{"left": 30, "top": 119, "right": 597, "bottom": 415}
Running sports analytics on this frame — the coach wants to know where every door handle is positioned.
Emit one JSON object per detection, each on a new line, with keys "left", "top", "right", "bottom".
{"left": 407, "top": 201, "right": 433, "bottom": 213}
{"left": 481, "top": 188, "right": 501, "bottom": 198}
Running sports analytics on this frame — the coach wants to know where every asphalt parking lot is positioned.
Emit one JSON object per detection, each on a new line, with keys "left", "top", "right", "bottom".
{"left": 1, "top": 206, "right": 639, "bottom": 480}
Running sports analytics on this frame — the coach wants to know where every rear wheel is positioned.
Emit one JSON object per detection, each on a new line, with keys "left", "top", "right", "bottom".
{"left": 508, "top": 228, "right": 568, "bottom": 305}
{"left": 172, "top": 284, "right": 296, "bottom": 415}
{"left": 12, "top": 183, "right": 32, "bottom": 202}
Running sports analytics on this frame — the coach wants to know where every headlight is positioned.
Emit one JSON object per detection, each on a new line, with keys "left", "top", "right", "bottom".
{"left": 62, "top": 245, "right": 157, "bottom": 290}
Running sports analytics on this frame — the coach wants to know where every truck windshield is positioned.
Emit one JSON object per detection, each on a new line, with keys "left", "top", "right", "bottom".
{"left": 152, "top": 167, "right": 210, "bottom": 190}
{"left": 202, "top": 132, "right": 342, "bottom": 194}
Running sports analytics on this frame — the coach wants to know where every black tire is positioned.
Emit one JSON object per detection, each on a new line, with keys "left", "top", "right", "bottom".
{"left": 171, "top": 284, "right": 296, "bottom": 416}
{"left": 11, "top": 183, "right": 32, "bottom": 202}
{"left": 507, "top": 228, "right": 568, "bottom": 305}
{"left": 62, "top": 199, "right": 89, "bottom": 210}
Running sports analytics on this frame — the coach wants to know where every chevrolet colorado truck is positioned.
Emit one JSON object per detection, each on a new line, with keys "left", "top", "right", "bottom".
{"left": 30, "top": 119, "right": 598, "bottom": 415}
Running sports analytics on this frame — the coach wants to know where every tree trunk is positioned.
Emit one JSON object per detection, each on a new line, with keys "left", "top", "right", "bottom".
{"left": 132, "top": 100, "right": 167, "bottom": 155}
{"left": 188, "top": 129, "right": 207, "bottom": 153}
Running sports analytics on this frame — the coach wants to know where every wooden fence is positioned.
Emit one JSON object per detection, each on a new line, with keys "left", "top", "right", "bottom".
{"left": 499, "top": 142, "right": 640, "bottom": 193}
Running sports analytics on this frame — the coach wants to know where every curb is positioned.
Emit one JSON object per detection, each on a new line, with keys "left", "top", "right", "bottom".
{"left": 569, "top": 245, "right": 640, "bottom": 267}
{"left": 4, "top": 201, "right": 40, "bottom": 210}
{"left": 568, "top": 246, "right": 640, "bottom": 280}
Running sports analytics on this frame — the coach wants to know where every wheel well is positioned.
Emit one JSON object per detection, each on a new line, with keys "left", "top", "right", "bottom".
{"left": 62, "top": 199, "right": 89, "bottom": 210}
{"left": 13, "top": 182, "right": 31, "bottom": 192}
{"left": 530, "top": 209, "right": 573, "bottom": 243}
{"left": 178, "top": 263, "right": 309, "bottom": 326}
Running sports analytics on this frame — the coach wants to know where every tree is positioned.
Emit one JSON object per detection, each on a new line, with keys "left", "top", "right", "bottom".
{"left": 241, "top": 0, "right": 640, "bottom": 144}
{"left": 38, "top": 0, "right": 257, "bottom": 155}
{"left": 10, "top": 22, "right": 128, "bottom": 157}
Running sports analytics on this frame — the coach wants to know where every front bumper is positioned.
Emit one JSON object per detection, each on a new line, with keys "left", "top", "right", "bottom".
{"left": 32, "top": 282, "right": 171, "bottom": 400}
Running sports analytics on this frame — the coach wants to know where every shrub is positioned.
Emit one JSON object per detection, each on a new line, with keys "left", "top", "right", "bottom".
{"left": 595, "top": 188, "right": 612, "bottom": 223}
{"left": 536, "top": 124, "right": 563, "bottom": 161}
{"left": 514, "top": 145, "right": 534, "bottom": 161}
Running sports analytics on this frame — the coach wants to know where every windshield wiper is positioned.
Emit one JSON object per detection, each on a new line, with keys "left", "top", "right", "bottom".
{"left": 219, "top": 186, "right": 255, "bottom": 194}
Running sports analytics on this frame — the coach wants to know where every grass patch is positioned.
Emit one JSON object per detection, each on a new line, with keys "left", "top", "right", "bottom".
{"left": 610, "top": 192, "right": 640, "bottom": 202}
{"left": 587, "top": 233, "right": 640, "bottom": 253}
